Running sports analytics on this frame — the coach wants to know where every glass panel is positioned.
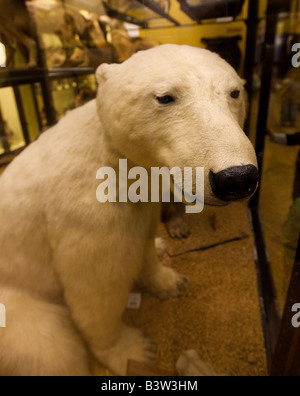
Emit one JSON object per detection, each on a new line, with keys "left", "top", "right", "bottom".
{"left": 33, "top": 83, "right": 49, "bottom": 131}
{"left": 108, "top": 0, "right": 164, "bottom": 20}
{"left": 0, "top": 87, "right": 25, "bottom": 153}
{"left": 259, "top": 7, "right": 300, "bottom": 312}
{"left": 177, "top": 0, "right": 249, "bottom": 23}
{"left": 19, "top": 84, "right": 41, "bottom": 142}
{"left": 51, "top": 78, "right": 78, "bottom": 119}
{"left": 51, "top": 73, "right": 97, "bottom": 119}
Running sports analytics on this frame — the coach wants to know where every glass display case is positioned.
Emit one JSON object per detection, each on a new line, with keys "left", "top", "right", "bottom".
{"left": 0, "top": 0, "right": 103, "bottom": 165}
{"left": 0, "top": 88, "right": 25, "bottom": 155}
{"left": 0, "top": 82, "right": 42, "bottom": 163}
{"left": 0, "top": 0, "right": 300, "bottom": 377}
{"left": 49, "top": 73, "right": 97, "bottom": 119}
{"left": 105, "top": 0, "right": 175, "bottom": 26}
{"left": 246, "top": 0, "right": 300, "bottom": 376}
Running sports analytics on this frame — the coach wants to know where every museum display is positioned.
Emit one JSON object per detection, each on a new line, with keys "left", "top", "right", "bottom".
{"left": 0, "top": 0, "right": 299, "bottom": 378}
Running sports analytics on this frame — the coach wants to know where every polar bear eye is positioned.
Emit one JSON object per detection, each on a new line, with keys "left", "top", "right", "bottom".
{"left": 156, "top": 95, "right": 175, "bottom": 105}
{"left": 230, "top": 90, "right": 240, "bottom": 99}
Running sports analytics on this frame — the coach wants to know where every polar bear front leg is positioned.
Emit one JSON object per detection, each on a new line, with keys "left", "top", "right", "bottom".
{"left": 53, "top": 236, "right": 156, "bottom": 376}
{"left": 139, "top": 241, "right": 190, "bottom": 300}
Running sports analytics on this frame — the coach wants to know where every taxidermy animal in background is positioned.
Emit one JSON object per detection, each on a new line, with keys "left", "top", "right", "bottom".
{"left": 0, "top": 0, "right": 37, "bottom": 68}
{"left": 101, "top": 17, "right": 160, "bottom": 63}
{"left": 16, "top": 1, "right": 113, "bottom": 69}
{"left": 0, "top": 119, "right": 14, "bottom": 152}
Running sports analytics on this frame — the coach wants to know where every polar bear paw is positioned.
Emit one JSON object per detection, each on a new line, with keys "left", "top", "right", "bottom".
{"left": 145, "top": 267, "right": 189, "bottom": 300}
{"left": 165, "top": 216, "right": 191, "bottom": 239}
{"left": 176, "top": 350, "right": 217, "bottom": 376}
{"left": 155, "top": 237, "right": 168, "bottom": 260}
{"left": 98, "top": 326, "right": 157, "bottom": 376}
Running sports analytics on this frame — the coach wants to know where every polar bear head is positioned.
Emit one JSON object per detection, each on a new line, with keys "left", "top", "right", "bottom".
{"left": 96, "top": 44, "right": 258, "bottom": 206}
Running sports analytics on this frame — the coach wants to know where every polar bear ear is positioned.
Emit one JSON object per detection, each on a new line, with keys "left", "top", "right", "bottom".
{"left": 96, "top": 63, "right": 119, "bottom": 86}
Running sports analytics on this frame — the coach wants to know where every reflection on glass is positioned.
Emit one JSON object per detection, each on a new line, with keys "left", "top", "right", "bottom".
{"left": 260, "top": 135, "right": 299, "bottom": 311}
{"left": 259, "top": 12, "right": 300, "bottom": 310}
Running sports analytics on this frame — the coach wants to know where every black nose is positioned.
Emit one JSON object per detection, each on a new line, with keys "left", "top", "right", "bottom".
{"left": 209, "top": 165, "right": 259, "bottom": 202}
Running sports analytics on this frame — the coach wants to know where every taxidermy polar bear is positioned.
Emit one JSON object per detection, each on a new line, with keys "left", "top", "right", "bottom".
{"left": 0, "top": 44, "right": 258, "bottom": 376}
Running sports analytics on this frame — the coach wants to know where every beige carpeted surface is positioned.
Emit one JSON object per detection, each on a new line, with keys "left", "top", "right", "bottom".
{"left": 124, "top": 202, "right": 267, "bottom": 376}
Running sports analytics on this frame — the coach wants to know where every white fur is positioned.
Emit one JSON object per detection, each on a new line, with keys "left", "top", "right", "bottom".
{"left": 0, "top": 45, "right": 257, "bottom": 376}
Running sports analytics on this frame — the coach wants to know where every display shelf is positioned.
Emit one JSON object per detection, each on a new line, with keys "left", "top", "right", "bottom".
{"left": 271, "top": 238, "right": 300, "bottom": 376}
{"left": 248, "top": 0, "right": 300, "bottom": 376}
{"left": 102, "top": 0, "right": 180, "bottom": 28}
{"left": 0, "top": 68, "right": 46, "bottom": 88}
{"left": 0, "top": 0, "right": 299, "bottom": 377}
{"left": 135, "top": 0, "right": 180, "bottom": 26}
{"left": 178, "top": 0, "right": 246, "bottom": 23}
{"left": 105, "top": 5, "right": 148, "bottom": 28}
{"left": 0, "top": 67, "right": 95, "bottom": 89}
{"left": 48, "top": 67, "right": 96, "bottom": 79}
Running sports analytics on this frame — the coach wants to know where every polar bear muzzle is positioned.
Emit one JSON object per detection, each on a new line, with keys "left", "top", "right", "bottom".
{"left": 209, "top": 165, "right": 259, "bottom": 202}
